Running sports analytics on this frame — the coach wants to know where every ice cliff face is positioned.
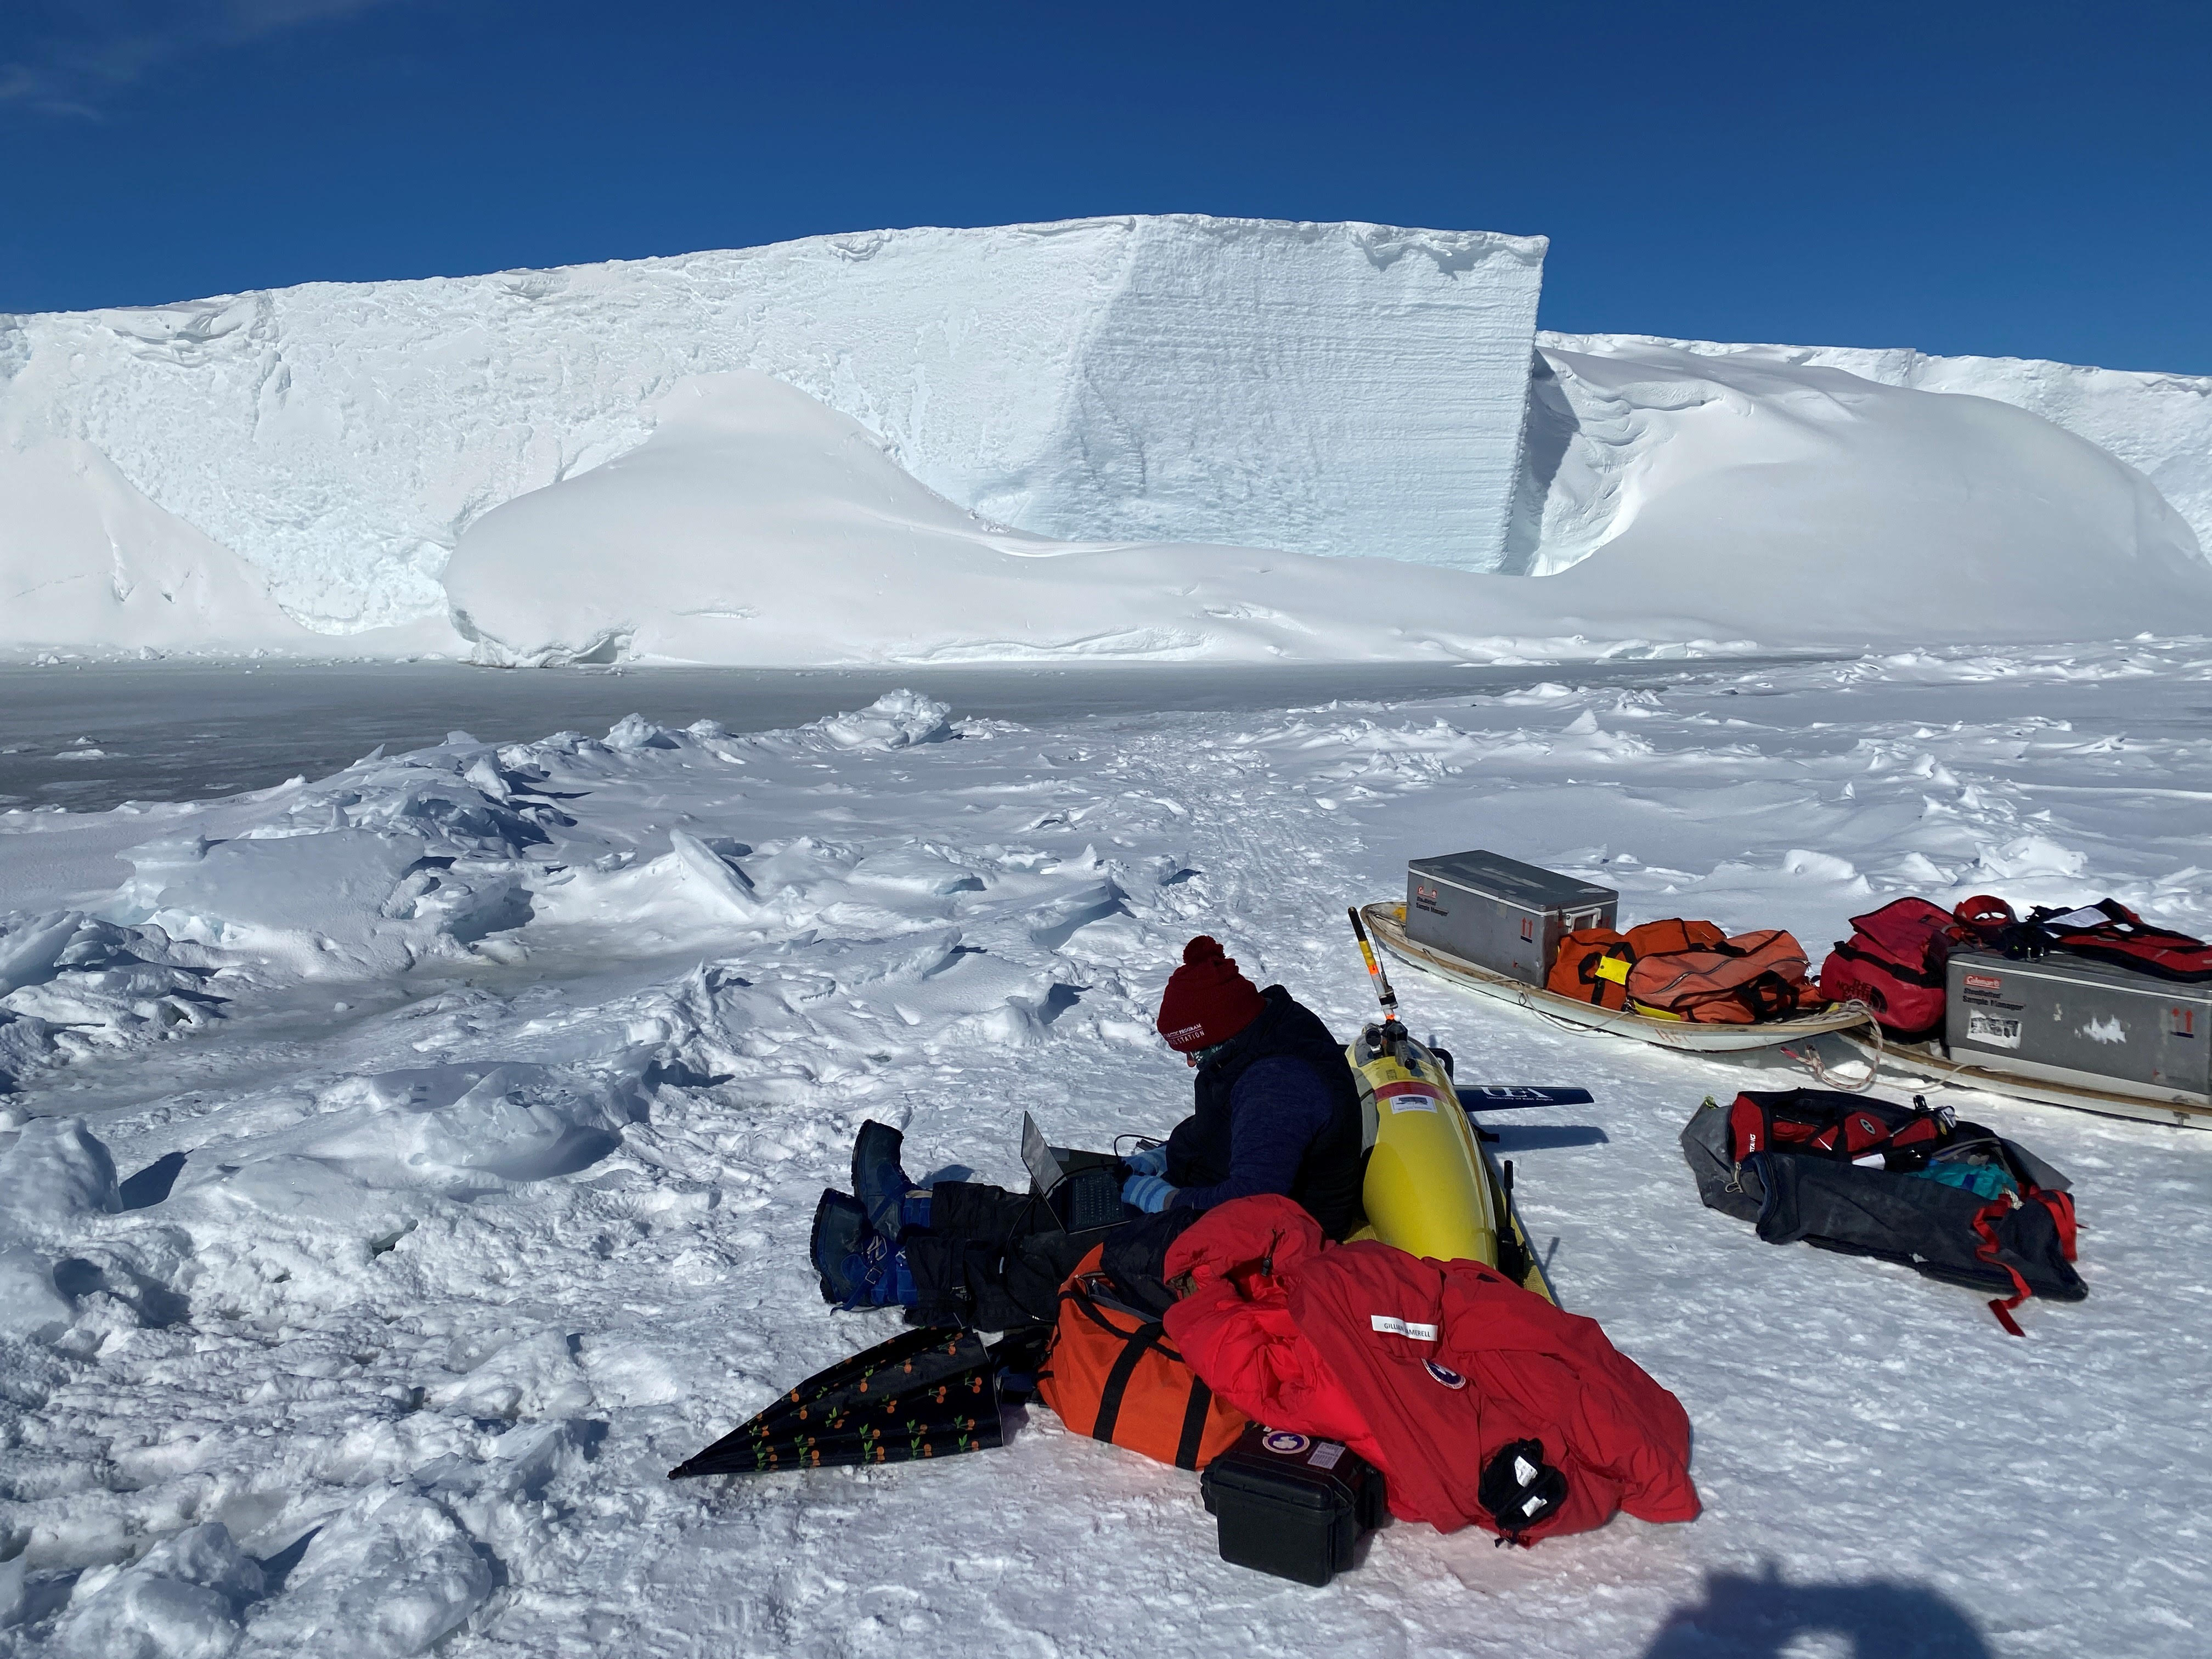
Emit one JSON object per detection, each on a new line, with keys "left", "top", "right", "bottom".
{"left": 7, "top": 216, "right": 2210, "bottom": 659}
{"left": 0, "top": 216, "right": 1548, "bottom": 631}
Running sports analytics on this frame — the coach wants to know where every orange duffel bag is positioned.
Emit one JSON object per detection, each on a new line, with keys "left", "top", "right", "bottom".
{"left": 1626, "top": 929, "right": 1824, "bottom": 1024}
{"left": 1549, "top": 919, "right": 1729, "bottom": 1011}
{"left": 1549, "top": 927, "right": 1634, "bottom": 1008}
{"left": 1626, "top": 918, "right": 1727, "bottom": 957}
{"left": 1036, "top": 1244, "right": 1248, "bottom": 1470}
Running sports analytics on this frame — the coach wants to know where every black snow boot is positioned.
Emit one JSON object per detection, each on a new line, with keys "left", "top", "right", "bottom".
{"left": 810, "top": 1189, "right": 873, "bottom": 1306}
{"left": 851, "top": 1120, "right": 923, "bottom": 1242}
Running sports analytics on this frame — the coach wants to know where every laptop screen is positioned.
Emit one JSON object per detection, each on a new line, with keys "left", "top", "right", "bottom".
{"left": 1019, "top": 1112, "right": 1064, "bottom": 1196}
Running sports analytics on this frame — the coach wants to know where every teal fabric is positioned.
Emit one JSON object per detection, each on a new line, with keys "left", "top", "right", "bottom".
{"left": 1911, "top": 1159, "right": 2018, "bottom": 1201}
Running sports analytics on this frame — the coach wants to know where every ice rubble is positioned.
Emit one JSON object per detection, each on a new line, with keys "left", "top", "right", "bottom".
{"left": 0, "top": 691, "right": 1209, "bottom": 1655}
{"left": 0, "top": 216, "right": 1547, "bottom": 629}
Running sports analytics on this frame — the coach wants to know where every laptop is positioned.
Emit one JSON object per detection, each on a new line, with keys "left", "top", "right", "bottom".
{"left": 1020, "top": 1112, "right": 1138, "bottom": 1242}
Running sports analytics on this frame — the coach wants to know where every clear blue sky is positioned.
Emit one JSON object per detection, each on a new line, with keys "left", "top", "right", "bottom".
{"left": 4, "top": 1, "right": 2207, "bottom": 374}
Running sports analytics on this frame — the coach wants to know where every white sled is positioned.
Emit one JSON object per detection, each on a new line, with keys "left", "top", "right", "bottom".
{"left": 1837, "top": 1032, "right": 2212, "bottom": 1130}
{"left": 1359, "top": 903, "right": 1872, "bottom": 1054}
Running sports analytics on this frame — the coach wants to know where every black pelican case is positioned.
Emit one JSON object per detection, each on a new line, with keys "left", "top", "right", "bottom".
{"left": 1199, "top": 1425, "right": 1387, "bottom": 1587}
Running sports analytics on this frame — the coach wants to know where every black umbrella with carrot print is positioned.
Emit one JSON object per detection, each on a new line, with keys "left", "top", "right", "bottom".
{"left": 668, "top": 1325, "right": 1003, "bottom": 1479}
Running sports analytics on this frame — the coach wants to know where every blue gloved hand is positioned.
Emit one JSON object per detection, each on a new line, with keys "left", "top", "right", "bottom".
{"left": 1126, "top": 1143, "right": 1169, "bottom": 1178}
{"left": 1122, "top": 1173, "right": 1178, "bottom": 1214}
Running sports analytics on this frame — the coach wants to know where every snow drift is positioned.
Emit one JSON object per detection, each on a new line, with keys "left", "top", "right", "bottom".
{"left": 448, "top": 364, "right": 2212, "bottom": 662}
{"left": 1543, "top": 329, "right": 2212, "bottom": 559}
{"left": 443, "top": 370, "right": 1622, "bottom": 665}
{"left": 0, "top": 216, "right": 1548, "bottom": 631}
{"left": 0, "top": 439, "right": 317, "bottom": 653}
{"left": 1502, "top": 339, "right": 2212, "bottom": 643}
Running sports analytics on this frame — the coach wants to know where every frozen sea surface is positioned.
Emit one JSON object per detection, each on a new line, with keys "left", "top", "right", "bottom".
{"left": 0, "top": 658, "right": 1829, "bottom": 814}
{"left": 1, "top": 639, "right": 2208, "bottom": 1658}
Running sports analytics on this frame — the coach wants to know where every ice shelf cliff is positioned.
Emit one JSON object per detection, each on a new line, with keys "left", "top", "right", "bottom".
{"left": 0, "top": 216, "right": 1549, "bottom": 633}
{"left": 5, "top": 216, "right": 2211, "bottom": 661}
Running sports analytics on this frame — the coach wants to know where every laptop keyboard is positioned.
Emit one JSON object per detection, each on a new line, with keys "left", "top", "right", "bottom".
{"left": 1064, "top": 1171, "right": 1126, "bottom": 1231}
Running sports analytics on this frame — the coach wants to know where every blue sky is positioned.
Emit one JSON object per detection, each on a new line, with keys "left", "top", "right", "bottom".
{"left": 4, "top": 1, "right": 2206, "bottom": 373}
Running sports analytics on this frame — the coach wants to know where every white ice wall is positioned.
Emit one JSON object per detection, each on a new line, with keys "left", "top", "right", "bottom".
{"left": 0, "top": 216, "right": 1547, "bottom": 632}
{"left": 1541, "top": 331, "right": 2212, "bottom": 560}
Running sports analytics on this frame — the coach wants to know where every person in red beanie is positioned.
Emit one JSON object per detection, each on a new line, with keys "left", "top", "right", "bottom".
{"left": 1126, "top": 936, "right": 1365, "bottom": 1234}
{"left": 809, "top": 934, "right": 1365, "bottom": 1329}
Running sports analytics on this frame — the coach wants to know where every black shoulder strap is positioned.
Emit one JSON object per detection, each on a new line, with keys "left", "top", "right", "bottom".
{"left": 1173, "top": 1376, "right": 1215, "bottom": 1469}
{"left": 1090, "top": 1319, "right": 1165, "bottom": 1445}
{"left": 1831, "top": 937, "right": 1946, "bottom": 988}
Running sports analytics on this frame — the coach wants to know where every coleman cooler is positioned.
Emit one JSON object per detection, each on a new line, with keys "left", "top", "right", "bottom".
{"left": 1405, "top": 850, "right": 1618, "bottom": 986}
{"left": 1200, "top": 1425, "right": 1387, "bottom": 1588}
{"left": 1948, "top": 948, "right": 2211, "bottom": 1106}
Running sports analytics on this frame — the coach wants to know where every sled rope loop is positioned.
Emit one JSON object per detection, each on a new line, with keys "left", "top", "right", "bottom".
{"left": 1783, "top": 1002, "right": 1883, "bottom": 1094}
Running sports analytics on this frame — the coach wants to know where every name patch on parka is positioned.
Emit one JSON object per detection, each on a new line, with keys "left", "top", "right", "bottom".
{"left": 1371, "top": 1314, "right": 1439, "bottom": 1341}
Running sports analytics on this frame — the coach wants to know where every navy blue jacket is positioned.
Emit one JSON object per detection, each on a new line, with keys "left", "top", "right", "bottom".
{"left": 1161, "top": 985, "right": 1365, "bottom": 1238}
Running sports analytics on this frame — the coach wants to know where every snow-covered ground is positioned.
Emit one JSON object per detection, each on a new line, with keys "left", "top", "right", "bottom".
{"left": 4, "top": 645, "right": 2208, "bottom": 1657}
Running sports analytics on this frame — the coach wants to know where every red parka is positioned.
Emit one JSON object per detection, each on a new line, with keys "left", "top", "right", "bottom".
{"left": 1163, "top": 1194, "right": 1700, "bottom": 1543}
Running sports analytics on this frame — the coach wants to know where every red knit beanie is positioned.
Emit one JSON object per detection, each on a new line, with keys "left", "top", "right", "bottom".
{"left": 1155, "top": 935, "right": 1265, "bottom": 1052}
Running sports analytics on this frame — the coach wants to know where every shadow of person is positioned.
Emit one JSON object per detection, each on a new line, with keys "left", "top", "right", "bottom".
{"left": 1645, "top": 1561, "right": 1993, "bottom": 1658}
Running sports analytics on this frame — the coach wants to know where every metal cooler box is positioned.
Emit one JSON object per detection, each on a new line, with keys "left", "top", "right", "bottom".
{"left": 1405, "top": 850, "right": 1617, "bottom": 986}
{"left": 1948, "top": 948, "right": 2211, "bottom": 1104}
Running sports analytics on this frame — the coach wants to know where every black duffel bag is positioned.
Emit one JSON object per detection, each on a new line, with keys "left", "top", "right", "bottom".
{"left": 1681, "top": 1088, "right": 2083, "bottom": 1335}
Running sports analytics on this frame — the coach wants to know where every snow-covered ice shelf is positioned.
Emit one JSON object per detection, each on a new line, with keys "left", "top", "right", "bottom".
{"left": 9, "top": 216, "right": 2210, "bottom": 664}
{"left": 0, "top": 216, "right": 1547, "bottom": 632}
{"left": 2, "top": 644, "right": 2208, "bottom": 1656}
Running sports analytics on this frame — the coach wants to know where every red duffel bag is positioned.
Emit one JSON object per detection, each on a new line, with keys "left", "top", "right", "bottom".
{"left": 1816, "top": 898, "right": 1956, "bottom": 1040}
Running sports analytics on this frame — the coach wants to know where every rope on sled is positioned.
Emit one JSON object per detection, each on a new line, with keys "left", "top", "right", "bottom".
{"left": 1782, "top": 1003, "right": 1883, "bottom": 1094}
{"left": 1525, "top": 992, "right": 1618, "bottom": 1037}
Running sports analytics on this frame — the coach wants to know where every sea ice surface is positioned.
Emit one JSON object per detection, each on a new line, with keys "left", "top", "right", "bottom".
{"left": 2, "top": 652, "right": 2207, "bottom": 1656}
